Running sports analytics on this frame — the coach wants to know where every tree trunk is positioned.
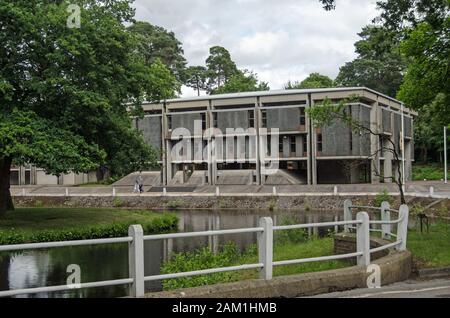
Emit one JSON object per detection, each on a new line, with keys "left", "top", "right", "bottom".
{"left": 0, "top": 157, "right": 13, "bottom": 217}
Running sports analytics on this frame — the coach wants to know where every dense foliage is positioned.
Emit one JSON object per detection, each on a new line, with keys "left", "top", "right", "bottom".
{"left": 0, "top": 0, "right": 179, "bottom": 215}
{"left": 0, "top": 213, "right": 178, "bottom": 245}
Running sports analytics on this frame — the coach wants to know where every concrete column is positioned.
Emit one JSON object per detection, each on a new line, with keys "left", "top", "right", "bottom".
{"left": 309, "top": 94, "right": 317, "bottom": 185}
{"left": 165, "top": 139, "right": 172, "bottom": 183}
{"left": 255, "top": 98, "right": 262, "bottom": 185}
{"left": 370, "top": 100, "right": 381, "bottom": 183}
{"left": 384, "top": 111, "right": 395, "bottom": 183}
{"left": 30, "top": 165, "right": 37, "bottom": 185}
{"left": 19, "top": 166, "right": 25, "bottom": 186}
{"left": 405, "top": 140, "right": 412, "bottom": 182}
{"left": 161, "top": 103, "right": 168, "bottom": 186}
{"left": 305, "top": 98, "right": 311, "bottom": 185}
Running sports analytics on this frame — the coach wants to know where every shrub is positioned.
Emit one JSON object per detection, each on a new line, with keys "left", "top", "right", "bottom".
{"left": 374, "top": 189, "right": 393, "bottom": 207}
{"left": 274, "top": 216, "right": 308, "bottom": 244}
{"left": 167, "top": 199, "right": 183, "bottom": 210}
{"left": 0, "top": 214, "right": 178, "bottom": 245}
{"left": 161, "top": 242, "right": 247, "bottom": 290}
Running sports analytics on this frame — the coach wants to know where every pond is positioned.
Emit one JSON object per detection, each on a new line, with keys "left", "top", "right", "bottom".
{"left": 0, "top": 209, "right": 342, "bottom": 298}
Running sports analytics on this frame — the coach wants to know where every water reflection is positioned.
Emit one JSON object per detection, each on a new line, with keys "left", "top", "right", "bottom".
{"left": 0, "top": 209, "right": 340, "bottom": 298}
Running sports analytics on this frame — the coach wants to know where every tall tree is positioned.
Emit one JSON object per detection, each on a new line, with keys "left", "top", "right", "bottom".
{"left": 285, "top": 73, "right": 334, "bottom": 89}
{"left": 205, "top": 46, "right": 239, "bottom": 93}
{"left": 211, "top": 70, "right": 269, "bottom": 95}
{"left": 0, "top": 0, "right": 179, "bottom": 216}
{"left": 184, "top": 66, "right": 208, "bottom": 96}
{"left": 128, "top": 21, "right": 187, "bottom": 83}
{"left": 335, "top": 25, "right": 407, "bottom": 97}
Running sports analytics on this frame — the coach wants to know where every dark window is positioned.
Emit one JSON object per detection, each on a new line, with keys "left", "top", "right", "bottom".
{"left": 261, "top": 110, "right": 267, "bottom": 128}
{"left": 299, "top": 108, "right": 306, "bottom": 125}
{"left": 317, "top": 133, "right": 323, "bottom": 152}
{"left": 349, "top": 106, "right": 353, "bottom": 151}
{"left": 248, "top": 110, "right": 255, "bottom": 128}
{"left": 267, "top": 137, "right": 272, "bottom": 155}
{"left": 213, "top": 113, "right": 218, "bottom": 128}
{"left": 350, "top": 131, "right": 353, "bottom": 151}
{"left": 168, "top": 116, "right": 172, "bottom": 130}
{"left": 303, "top": 137, "right": 307, "bottom": 154}
{"left": 279, "top": 138, "right": 284, "bottom": 153}
{"left": 201, "top": 113, "right": 206, "bottom": 131}
{"left": 290, "top": 136, "right": 296, "bottom": 153}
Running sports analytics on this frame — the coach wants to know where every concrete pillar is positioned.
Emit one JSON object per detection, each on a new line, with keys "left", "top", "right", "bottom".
{"left": 165, "top": 139, "right": 172, "bottom": 183}
{"left": 30, "top": 165, "right": 37, "bottom": 185}
{"left": 255, "top": 98, "right": 262, "bottom": 185}
{"left": 19, "top": 166, "right": 25, "bottom": 186}
{"left": 207, "top": 100, "right": 214, "bottom": 185}
{"left": 405, "top": 140, "right": 412, "bottom": 182}
{"left": 161, "top": 103, "right": 168, "bottom": 186}
{"left": 370, "top": 100, "right": 381, "bottom": 183}
{"left": 307, "top": 94, "right": 316, "bottom": 185}
{"left": 384, "top": 111, "right": 395, "bottom": 183}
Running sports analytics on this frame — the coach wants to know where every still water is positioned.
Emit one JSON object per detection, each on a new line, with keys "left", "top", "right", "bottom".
{"left": 0, "top": 209, "right": 341, "bottom": 298}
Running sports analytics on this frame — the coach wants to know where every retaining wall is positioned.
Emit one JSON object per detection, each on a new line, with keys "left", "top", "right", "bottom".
{"left": 14, "top": 195, "right": 402, "bottom": 212}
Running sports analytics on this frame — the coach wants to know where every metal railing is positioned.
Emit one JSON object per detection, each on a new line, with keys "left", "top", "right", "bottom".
{"left": 0, "top": 202, "right": 409, "bottom": 298}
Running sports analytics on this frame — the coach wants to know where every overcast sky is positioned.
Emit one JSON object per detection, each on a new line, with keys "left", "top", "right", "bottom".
{"left": 133, "top": 0, "right": 379, "bottom": 97}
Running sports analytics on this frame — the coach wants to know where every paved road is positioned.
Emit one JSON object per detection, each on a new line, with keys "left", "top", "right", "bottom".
{"left": 309, "top": 278, "right": 450, "bottom": 298}
{"left": 10, "top": 181, "right": 450, "bottom": 198}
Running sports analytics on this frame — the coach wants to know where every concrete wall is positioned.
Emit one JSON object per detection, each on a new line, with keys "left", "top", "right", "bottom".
{"left": 216, "top": 110, "right": 250, "bottom": 132}
{"left": 382, "top": 109, "right": 392, "bottom": 133}
{"left": 137, "top": 116, "right": 162, "bottom": 153}
{"left": 171, "top": 112, "right": 203, "bottom": 135}
{"left": 266, "top": 107, "right": 302, "bottom": 131}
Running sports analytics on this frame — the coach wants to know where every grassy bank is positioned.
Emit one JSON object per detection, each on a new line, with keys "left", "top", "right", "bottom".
{"left": 413, "top": 163, "right": 449, "bottom": 181}
{"left": 0, "top": 208, "right": 178, "bottom": 245}
{"left": 407, "top": 220, "right": 450, "bottom": 268}
{"left": 161, "top": 237, "right": 349, "bottom": 291}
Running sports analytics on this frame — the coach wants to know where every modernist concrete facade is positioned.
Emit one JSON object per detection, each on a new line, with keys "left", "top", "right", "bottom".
{"left": 134, "top": 87, "right": 416, "bottom": 186}
{"left": 11, "top": 87, "right": 416, "bottom": 186}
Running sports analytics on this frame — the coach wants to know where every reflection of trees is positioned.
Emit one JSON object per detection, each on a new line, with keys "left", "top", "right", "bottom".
{"left": 0, "top": 254, "right": 9, "bottom": 292}
{"left": 46, "top": 244, "right": 129, "bottom": 298}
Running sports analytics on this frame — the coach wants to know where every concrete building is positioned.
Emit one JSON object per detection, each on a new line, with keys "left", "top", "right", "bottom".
{"left": 11, "top": 87, "right": 416, "bottom": 186}
{"left": 133, "top": 87, "right": 416, "bottom": 186}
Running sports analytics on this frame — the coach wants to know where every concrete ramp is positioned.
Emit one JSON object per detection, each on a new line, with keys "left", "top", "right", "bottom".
{"left": 186, "top": 171, "right": 207, "bottom": 185}
{"left": 265, "top": 170, "right": 306, "bottom": 185}
{"left": 113, "top": 172, "right": 162, "bottom": 186}
{"left": 168, "top": 171, "right": 185, "bottom": 185}
{"left": 216, "top": 170, "right": 254, "bottom": 185}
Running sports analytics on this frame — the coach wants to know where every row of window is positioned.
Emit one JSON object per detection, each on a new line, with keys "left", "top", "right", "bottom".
{"left": 167, "top": 108, "right": 307, "bottom": 130}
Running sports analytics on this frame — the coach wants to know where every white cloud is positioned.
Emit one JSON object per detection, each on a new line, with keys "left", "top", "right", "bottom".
{"left": 133, "top": 0, "right": 379, "bottom": 93}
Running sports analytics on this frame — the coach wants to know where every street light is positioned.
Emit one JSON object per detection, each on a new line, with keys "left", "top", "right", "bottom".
{"left": 445, "top": 126, "right": 448, "bottom": 184}
{"left": 401, "top": 103, "right": 406, "bottom": 191}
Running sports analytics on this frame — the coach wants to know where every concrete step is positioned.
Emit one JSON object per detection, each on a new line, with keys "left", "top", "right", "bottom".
{"left": 265, "top": 170, "right": 307, "bottom": 185}
{"left": 216, "top": 170, "right": 254, "bottom": 185}
{"left": 112, "top": 172, "right": 162, "bottom": 186}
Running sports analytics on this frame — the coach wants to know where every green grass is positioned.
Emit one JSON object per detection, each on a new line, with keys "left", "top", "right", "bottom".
{"left": 0, "top": 208, "right": 178, "bottom": 244}
{"left": 161, "top": 238, "right": 349, "bottom": 290}
{"left": 413, "top": 163, "right": 449, "bottom": 181}
{"left": 407, "top": 221, "right": 450, "bottom": 268}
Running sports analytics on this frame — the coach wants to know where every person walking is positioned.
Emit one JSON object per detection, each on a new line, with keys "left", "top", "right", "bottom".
{"left": 138, "top": 174, "right": 144, "bottom": 193}
{"left": 133, "top": 175, "right": 139, "bottom": 193}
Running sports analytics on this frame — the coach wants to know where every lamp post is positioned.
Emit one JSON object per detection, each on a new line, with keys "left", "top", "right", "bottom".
{"left": 445, "top": 126, "right": 448, "bottom": 184}
{"left": 401, "top": 103, "right": 406, "bottom": 191}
